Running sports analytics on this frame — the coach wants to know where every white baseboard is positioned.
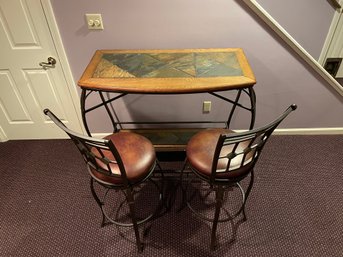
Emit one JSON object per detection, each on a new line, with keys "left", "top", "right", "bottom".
{"left": 91, "top": 127, "right": 343, "bottom": 138}
{"left": 273, "top": 128, "right": 343, "bottom": 135}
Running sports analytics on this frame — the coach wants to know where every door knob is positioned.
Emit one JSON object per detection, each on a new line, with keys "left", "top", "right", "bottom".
{"left": 39, "top": 57, "right": 56, "bottom": 67}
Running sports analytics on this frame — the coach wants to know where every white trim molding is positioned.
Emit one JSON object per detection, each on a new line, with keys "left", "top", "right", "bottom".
{"left": 92, "top": 127, "right": 343, "bottom": 139}
{"left": 40, "top": 0, "right": 84, "bottom": 133}
{"left": 235, "top": 128, "right": 343, "bottom": 135}
{"left": 273, "top": 127, "right": 343, "bottom": 135}
{"left": 242, "top": 0, "right": 343, "bottom": 96}
{"left": 0, "top": 125, "right": 8, "bottom": 142}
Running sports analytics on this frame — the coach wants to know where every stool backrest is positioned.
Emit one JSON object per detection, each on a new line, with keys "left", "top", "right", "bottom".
{"left": 44, "top": 109, "right": 129, "bottom": 186}
{"left": 210, "top": 104, "right": 297, "bottom": 183}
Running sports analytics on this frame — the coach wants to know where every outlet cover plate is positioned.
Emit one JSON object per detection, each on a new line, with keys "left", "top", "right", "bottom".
{"left": 85, "top": 14, "right": 104, "bottom": 30}
{"left": 203, "top": 101, "right": 211, "bottom": 113}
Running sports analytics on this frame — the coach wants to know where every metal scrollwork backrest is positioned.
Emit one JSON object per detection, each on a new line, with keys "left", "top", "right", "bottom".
{"left": 210, "top": 104, "right": 297, "bottom": 183}
{"left": 43, "top": 109, "right": 128, "bottom": 184}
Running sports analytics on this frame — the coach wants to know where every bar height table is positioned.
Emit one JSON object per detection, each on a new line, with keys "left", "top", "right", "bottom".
{"left": 78, "top": 48, "right": 256, "bottom": 151}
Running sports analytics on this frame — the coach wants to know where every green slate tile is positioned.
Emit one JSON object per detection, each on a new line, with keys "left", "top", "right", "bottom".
{"left": 150, "top": 53, "right": 196, "bottom": 77}
{"left": 149, "top": 53, "right": 192, "bottom": 63}
{"left": 195, "top": 52, "right": 242, "bottom": 77}
{"left": 144, "top": 67, "right": 192, "bottom": 78}
{"left": 197, "top": 63, "right": 243, "bottom": 77}
{"left": 103, "top": 53, "right": 167, "bottom": 77}
{"left": 99, "top": 51, "right": 242, "bottom": 78}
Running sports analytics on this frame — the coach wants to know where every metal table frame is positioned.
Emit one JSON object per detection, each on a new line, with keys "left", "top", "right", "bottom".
{"left": 80, "top": 87, "right": 256, "bottom": 137}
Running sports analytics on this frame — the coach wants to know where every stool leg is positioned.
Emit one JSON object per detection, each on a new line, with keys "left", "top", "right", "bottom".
{"left": 177, "top": 159, "right": 189, "bottom": 211}
{"left": 90, "top": 178, "right": 106, "bottom": 227}
{"left": 126, "top": 187, "right": 143, "bottom": 252}
{"left": 211, "top": 186, "right": 224, "bottom": 250}
{"left": 242, "top": 171, "right": 254, "bottom": 221}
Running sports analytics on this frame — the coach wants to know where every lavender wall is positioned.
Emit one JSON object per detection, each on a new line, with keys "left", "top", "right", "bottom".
{"left": 51, "top": 0, "right": 343, "bottom": 132}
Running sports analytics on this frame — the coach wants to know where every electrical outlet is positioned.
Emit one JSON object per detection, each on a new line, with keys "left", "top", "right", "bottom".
{"left": 203, "top": 101, "right": 211, "bottom": 113}
{"left": 85, "top": 14, "right": 104, "bottom": 30}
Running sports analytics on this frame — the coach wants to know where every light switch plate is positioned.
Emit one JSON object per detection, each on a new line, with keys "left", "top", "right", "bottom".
{"left": 85, "top": 14, "right": 104, "bottom": 30}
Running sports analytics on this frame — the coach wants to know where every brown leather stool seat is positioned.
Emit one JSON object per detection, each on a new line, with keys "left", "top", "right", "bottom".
{"left": 90, "top": 132, "right": 156, "bottom": 185}
{"left": 186, "top": 128, "right": 254, "bottom": 180}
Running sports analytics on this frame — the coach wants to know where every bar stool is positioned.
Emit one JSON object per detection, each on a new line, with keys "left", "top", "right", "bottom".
{"left": 182, "top": 105, "right": 297, "bottom": 250}
{"left": 44, "top": 109, "right": 162, "bottom": 252}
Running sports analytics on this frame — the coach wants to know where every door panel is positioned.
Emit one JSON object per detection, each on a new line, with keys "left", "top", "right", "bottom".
{"left": 0, "top": 0, "right": 81, "bottom": 139}
{"left": 0, "top": 0, "right": 38, "bottom": 46}
{"left": 0, "top": 70, "right": 31, "bottom": 122}
{"left": 24, "top": 69, "right": 65, "bottom": 119}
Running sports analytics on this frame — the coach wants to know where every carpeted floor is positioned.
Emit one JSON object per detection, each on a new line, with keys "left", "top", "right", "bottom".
{"left": 0, "top": 135, "right": 342, "bottom": 256}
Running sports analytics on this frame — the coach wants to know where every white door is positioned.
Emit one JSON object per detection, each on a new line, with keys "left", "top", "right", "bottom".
{"left": 0, "top": 0, "right": 82, "bottom": 140}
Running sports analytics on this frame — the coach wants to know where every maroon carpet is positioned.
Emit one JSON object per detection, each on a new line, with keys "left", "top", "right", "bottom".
{"left": 0, "top": 135, "right": 342, "bottom": 256}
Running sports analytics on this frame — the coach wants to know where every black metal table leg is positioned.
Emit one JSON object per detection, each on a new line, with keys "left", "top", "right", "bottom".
{"left": 80, "top": 89, "right": 92, "bottom": 136}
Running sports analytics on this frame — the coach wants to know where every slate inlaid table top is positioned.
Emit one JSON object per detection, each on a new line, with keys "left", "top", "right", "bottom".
{"left": 78, "top": 48, "right": 256, "bottom": 93}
